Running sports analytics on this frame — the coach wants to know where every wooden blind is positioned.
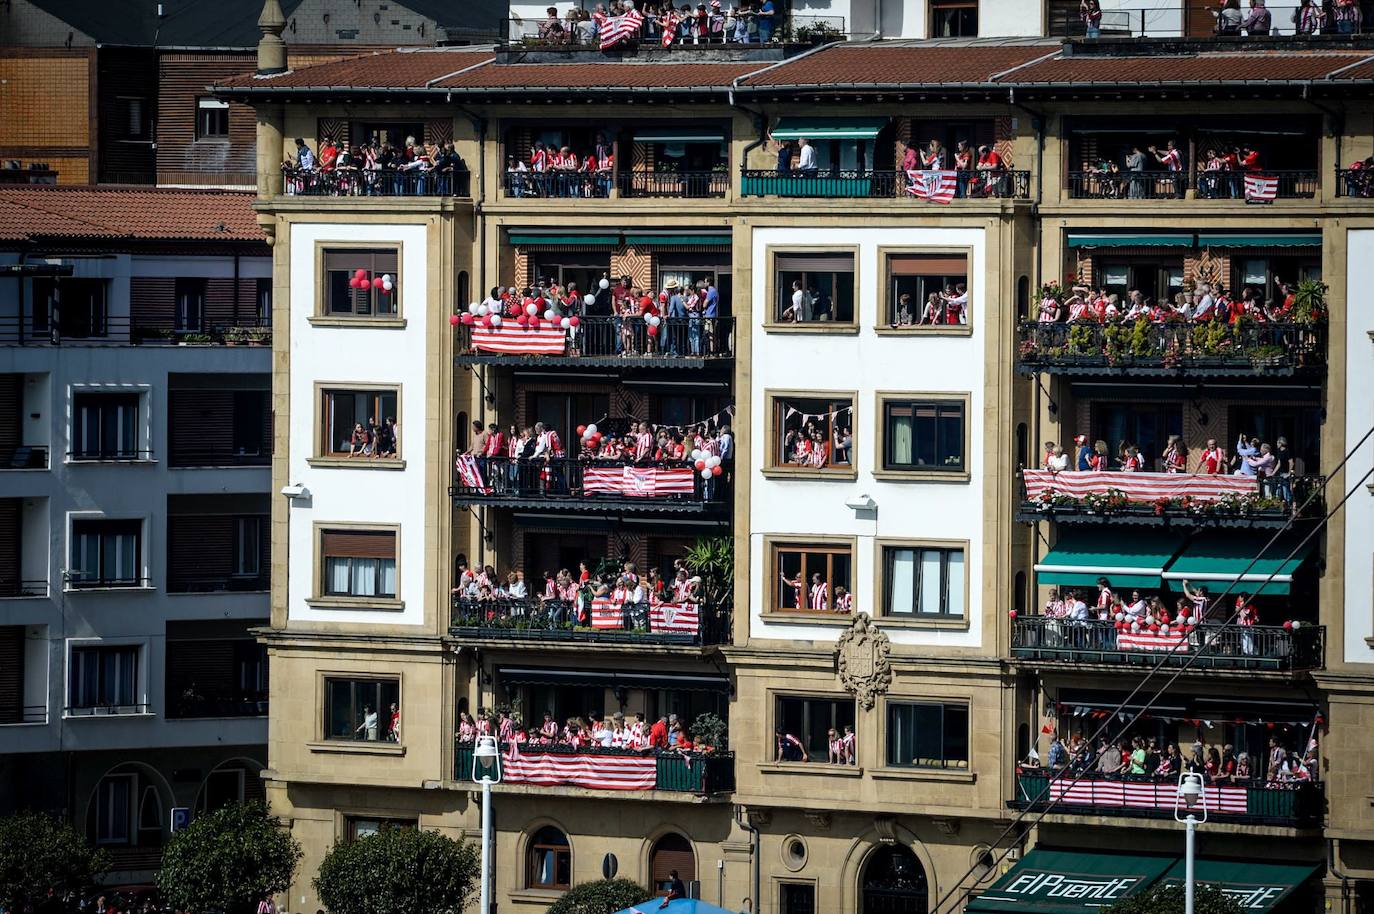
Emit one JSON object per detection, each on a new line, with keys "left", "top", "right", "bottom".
{"left": 166, "top": 639, "right": 235, "bottom": 698}
{"left": 888, "top": 254, "right": 968, "bottom": 275}
{"left": 0, "top": 375, "right": 20, "bottom": 454}
{"left": 775, "top": 254, "right": 854, "bottom": 272}
{"left": 321, "top": 530, "right": 395, "bottom": 560}
{"left": 0, "top": 500, "right": 19, "bottom": 586}
{"left": 0, "top": 626, "right": 22, "bottom": 723}
{"left": 323, "top": 249, "right": 399, "bottom": 273}
{"left": 650, "top": 834, "right": 696, "bottom": 887}
{"left": 166, "top": 514, "right": 234, "bottom": 591}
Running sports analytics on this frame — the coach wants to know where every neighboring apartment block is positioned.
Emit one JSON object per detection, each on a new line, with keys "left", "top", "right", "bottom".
{"left": 217, "top": 14, "right": 1374, "bottom": 914}
{"left": 0, "top": 186, "right": 271, "bottom": 881}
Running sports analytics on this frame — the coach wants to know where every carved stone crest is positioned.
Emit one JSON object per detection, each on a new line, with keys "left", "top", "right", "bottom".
{"left": 836, "top": 613, "right": 892, "bottom": 710}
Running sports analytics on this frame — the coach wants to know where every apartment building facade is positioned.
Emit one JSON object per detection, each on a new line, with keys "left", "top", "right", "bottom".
{"left": 0, "top": 186, "right": 272, "bottom": 881}
{"left": 221, "top": 20, "right": 1374, "bottom": 914}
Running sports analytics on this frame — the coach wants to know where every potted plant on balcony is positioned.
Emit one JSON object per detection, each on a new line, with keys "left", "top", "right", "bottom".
{"left": 794, "top": 20, "right": 844, "bottom": 44}
{"left": 1289, "top": 278, "right": 1327, "bottom": 324}
{"left": 690, "top": 711, "right": 728, "bottom": 754}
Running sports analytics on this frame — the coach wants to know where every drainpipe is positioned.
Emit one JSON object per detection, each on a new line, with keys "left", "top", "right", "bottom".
{"left": 872, "top": 0, "right": 883, "bottom": 40}
{"left": 734, "top": 805, "right": 760, "bottom": 914}
{"left": 1329, "top": 839, "right": 1351, "bottom": 914}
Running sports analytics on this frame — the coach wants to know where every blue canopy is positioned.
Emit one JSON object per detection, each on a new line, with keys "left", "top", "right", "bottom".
{"left": 615, "top": 901, "right": 744, "bottom": 914}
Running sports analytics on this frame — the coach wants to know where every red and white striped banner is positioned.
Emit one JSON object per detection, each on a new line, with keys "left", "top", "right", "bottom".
{"left": 599, "top": 8, "right": 644, "bottom": 49}
{"left": 455, "top": 454, "right": 486, "bottom": 490}
{"left": 1039, "top": 778, "right": 1248, "bottom": 815}
{"left": 1023, "top": 470, "right": 1258, "bottom": 503}
{"left": 583, "top": 466, "right": 696, "bottom": 497}
{"left": 906, "top": 169, "right": 958, "bottom": 204}
{"left": 649, "top": 602, "right": 700, "bottom": 634}
{"left": 502, "top": 749, "right": 656, "bottom": 790}
{"left": 1117, "top": 631, "right": 1189, "bottom": 652}
{"left": 471, "top": 326, "right": 566, "bottom": 355}
{"left": 1244, "top": 174, "right": 1278, "bottom": 202}
{"left": 590, "top": 597, "right": 625, "bottom": 629}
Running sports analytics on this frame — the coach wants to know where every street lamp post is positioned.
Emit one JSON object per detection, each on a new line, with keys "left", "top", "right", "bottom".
{"left": 472, "top": 735, "right": 502, "bottom": 914}
{"left": 1174, "top": 771, "right": 1208, "bottom": 914}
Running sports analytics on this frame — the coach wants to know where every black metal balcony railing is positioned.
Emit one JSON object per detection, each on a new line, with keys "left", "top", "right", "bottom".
{"left": 0, "top": 704, "right": 48, "bottom": 725}
{"left": 0, "top": 445, "right": 48, "bottom": 469}
{"left": 65, "top": 576, "right": 151, "bottom": 591}
{"left": 617, "top": 170, "right": 729, "bottom": 199}
{"left": 64, "top": 703, "right": 152, "bottom": 717}
{"left": 740, "top": 168, "right": 1030, "bottom": 199}
{"left": 1068, "top": 169, "right": 1319, "bottom": 200}
{"left": 0, "top": 579, "right": 49, "bottom": 598}
{"left": 451, "top": 457, "right": 727, "bottom": 510}
{"left": 454, "top": 743, "right": 735, "bottom": 795}
{"left": 281, "top": 167, "right": 471, "bottom": 198}
{"left": 505, "top": 13, "right": 840, "bottom": 47}
{"left": 67, "top": 449, "right": 153, "bottom": 462}
{"left": 1010, "top": 617, "right": 1325, "bottom": 672}
{"left": 1336, "top": 168, "right": 1374, "bottom": 197}
{"left": 168, "top": 449, "right": 271, "bottom": 468}
{"left": 0, "top": 315, "right": 270, "bottom": 347}
{"left": 167, "top": 574, "right": 270, "bottom": 595}
{"left": 1016, "top": 470, "right": 1325, "bottom": 526}
{"left": 1017, "top": 320, "right": 1327, "bottom": 376}
{"left": 1011, "top": 769, "right": 1323, "bottom": 827}
{"left": 450, "top": 596, "right": 731, "bottom": 646}
{"left": 454, "top": 315, "right": 734, "bottom": 364}
{"left": 168, "top": 694, "right": 269, "bottom": 719}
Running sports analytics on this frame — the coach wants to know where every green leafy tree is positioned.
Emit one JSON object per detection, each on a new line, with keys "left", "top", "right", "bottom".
{"left": 157, "top": 803, "right": 301, "bottom": 914}
{"left": 545, "top": 878, "right": 654, "bottom": 914}
{"left": 1105, "top": 883, "right": 1243, "bottom": 914}
{"left": 0, "top": 811, "right": 107, "bottom": 913}
{"left": 314, "top": 826, "right": 478, "bottom": 914}
{"left": 683, "top": 536, "right": 733, "bottom": 614}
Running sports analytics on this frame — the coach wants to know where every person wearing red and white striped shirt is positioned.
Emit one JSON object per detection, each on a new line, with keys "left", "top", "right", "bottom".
{"left": 780, "top": 570, "right": 804, "bottom": 611}
{"left": 809, "top": 573, "right": 829, "bottom": 612}
{"left": 634, "top": 422, "right": 653, "bottom": 462}
{"left": 1150, "top": 140, "right": 1184, "bottom": 198}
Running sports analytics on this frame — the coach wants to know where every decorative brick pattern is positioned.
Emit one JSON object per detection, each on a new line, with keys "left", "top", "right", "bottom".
{"left": 611, "top": 245, "right": 652, "bottom": 289}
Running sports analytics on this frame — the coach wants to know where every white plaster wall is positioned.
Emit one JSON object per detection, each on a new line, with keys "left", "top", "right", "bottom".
{"left": 1344, "top": 228, "right": 1374, "bottom": 664}
{"left": 287, "top": 222, "right": 430, "bottom": 627}
{"left": 748, "top": 226, "right": 987, "bottom": 648}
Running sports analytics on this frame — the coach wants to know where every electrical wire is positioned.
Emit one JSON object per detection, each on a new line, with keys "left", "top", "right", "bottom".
{"left": 929, "top": 423, "right": 1374, "bottom": 914}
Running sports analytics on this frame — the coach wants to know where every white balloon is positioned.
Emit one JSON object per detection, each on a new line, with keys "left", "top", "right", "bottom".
{"left": 599, "top": 278, "right": 610, "bottom": 290}
{"left": 491, "top": 314, "right": 503, "bottom": 327}
{"left": 1160, "top": 624, "right": 1170, "bottom": 636}
{"left": 690, "top": 449, "right": 702, "bottom": 461}
{"left": 560, "top": 317, "right": 571, "bottom": 329}
{"left": 382, "top": 274, "right": 392, "bottom": 283}
{"left": 700, "top": 468, "right": 712, "bottom": 479}
{"left": 544, "top": 309, "right": 556, "bottom": 321}
{"left": 382, "top": 280, "right": 393, "bottom": 291}
{"left": 584, "top": 294, "right": 596, "bottom": 306}
{"left": 468, "top": 302, "right": 480, "bottom": 315}
{"left": 525, "top": 303, "right": 538, "bottom": 316}
{"left": 648, "top": 315, "right": 661, "bottom": 327}
{"left": 477, "top": 304, "right": 489, "bottom": 317}
{"left": 586, "top": 424, "right": 598, "bottom": 435}
{"left": 707, "top": 456, "right": 721, "bottom": 468}
{"left": 1291, "top": 620, "right": 1302, "bottom": 630}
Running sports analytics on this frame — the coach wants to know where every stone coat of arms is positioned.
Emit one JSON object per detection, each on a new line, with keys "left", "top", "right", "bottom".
{"left": 836, "top": 613, "right": 892, "bottom": 710}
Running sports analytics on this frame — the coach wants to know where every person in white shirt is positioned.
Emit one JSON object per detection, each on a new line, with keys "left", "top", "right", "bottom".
{"left": 718, "top": 425, "right": 734, "bottom": 462}
{"left": 797, "top": 137, "right": 817, "bottom": 173}
{"left": 1193, "top": 283, "right": 1216, "bottom": 321}
{"left": 1123, "top": 591, "right": 1148, "bottom": 624}
{"left": 782, "top": 280, "right": 812, "bottom": 322}
{"left": 508, "top": 570, "right": 528, "bottom": 600}
{"left": 1047, "top": 445, "right": 1069, "bottom": 472}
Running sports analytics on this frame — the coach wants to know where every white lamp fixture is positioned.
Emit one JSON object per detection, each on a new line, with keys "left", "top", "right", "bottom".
{"left": 280, "top": 483, "right": 309, "bottom": 499}
{"left": 472, "top": 735, "right": 502, "bottom": 914}
{"left": 1174, "top": 771, "right": 1208, "bottom": 914}
{"left": 845, "top": 494, "right": 877, "bottom": 511}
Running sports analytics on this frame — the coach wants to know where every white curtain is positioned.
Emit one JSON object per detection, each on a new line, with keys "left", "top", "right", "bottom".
{"left": 889, "top": 549, "right": 915, "bottom": 615}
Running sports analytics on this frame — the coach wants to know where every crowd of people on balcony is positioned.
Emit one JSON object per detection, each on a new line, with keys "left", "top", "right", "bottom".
{"left": 1035, "top": 278, "right": 1310, "bottom": 325}
{"left": 534, "top": 0, "right": 781, "bottom": 46}
{"left": 452, "top": 555, "right": 706, "bottom": 623}
{"left": 505, "top": 138, "right": 615, "bottom": 197}
{"left": 1207, "top": 0, "right": 1365, "bottom": 36}
{"left": 459, "top": 708, "right": 717, "bottom": 753}
{"left": 281, "top": 134, "right": 467, "bottom": 196}
{"left": 1040, "top": 576, "right": 1259, "bottom": 629}
{"left": 896, "top": 138, "right": 1012, "bottom": 194}
{"left": 1037, "top": 728, "right": 1318, "bottom": 786}
{"left": 1075, "top": 141, "right": 1298, "bottom": 199}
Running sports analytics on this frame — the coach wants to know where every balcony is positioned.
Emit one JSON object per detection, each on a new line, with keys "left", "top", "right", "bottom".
{"left": 63, "top": 702, "right": 152, "bottom": 717}
{"left": 0, "top": 704, "right": 48, "bottom": 724}
{"left": 740, "top": 168, "right": 1030, "bottom": 199}
{"left": 454, "top": 743, "right": 735, "bottom": 796}
{"left": 0, "top": 445, "right": 47, "bottom": 470}
{"left": 168, "top": 694, "right": 268, "bottom": 719}
{"left": 0, "top": 315, "right": 271, "bottom": 347}
{"left": 1016, "top": 320, "right": 1327, "bottom": 378}
{"left": 0, "top": 579, "right": 48, "bottom": 598}
{"left": 1336, "top": 168, "right": 1374, "bottom": 197}
{"left": 1017, "top": 469, "right": 1324, "bottom": 527}
{"left": 281, "top": 167, "right": 470, "bottom": 198}
{"left": 455, "top": 316, "right": 734, "bottom": 367}
{"left": 451, "top": 457, "right": 726, "bottom": 513}
{"left": 1010, "top": 618, "right": 1325, "bottom": 673}
{"left": 451, "top": 596, "right": 731, "bottom": 646}
{"left": 1010, "top": 769, "right": 1323, "bottom": 827}
{"left": 1066, "top": 169, "right": 1318, "bottom": 201}
{"left": 502, "top": 170, "right": 728, "bottom": 199}
{"left": 503, "top": 13, "right": 843, "bottom": 48}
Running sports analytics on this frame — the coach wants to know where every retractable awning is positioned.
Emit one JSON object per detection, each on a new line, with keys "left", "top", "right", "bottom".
{"left": 1156, "top": 859, "right": 1321, "bottom": 912}
{"left": 632, "top": 129, "right": 725, "bottom": 143}
{"left": 1066, "top": 232, "right": 1195, "bottom": 248}
{"left": 497, "top": 667, "right": 730, "bottom": 693}
{"left": 1195, "top": 233, "right": 1322, "bottom": 248}
{"left": 966, "top": 849, "right": 1174, "bottom": 914}
{"left": 507, "top": 231, "right": 620, "bottom": 247}
{"left": 1034, "top": 530, "right": 1185, "bottom": 590}
{"left": 770, "top": 117, "right": 888, "bottom": 140}
{"left": 622, "top": 232, "right": 732, "bottom": 246}
{"left": 1161, "top": 533, "right": 1315, "bottom": 596}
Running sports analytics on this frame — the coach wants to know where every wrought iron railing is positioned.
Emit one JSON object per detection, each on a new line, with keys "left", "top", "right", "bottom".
{"left": 0, "top": 445, "right": 48, "bottom": 469}
{"left": 0, "top": 579, "right": 49, "bottom": 598}
{"left": 450, "top": 595, "right": 731, "bottom": 645}
{"left": 0, "top": 315, "right": 270, "bottom": 347}
{"left": 454, "top": 743, "right": 735, "bottom": 794}
{"left": 1010, "top": 617, "right": 1324, "bottom": 672}
{"left": 280, "top": 167, "right": 471, "bottom": 198}
{"left": 167, "top": 694, "right": 269, "bottom": 719}
{"left": 617, "top": 170, "right": 728, "bottom": 198}
{"left": 1016, "top": 320, "right": 1327, "bottom": 375}
{"left": 451, "top": 457, "right": 727, "bottom": 506}
{"left": 0, "top": 704, "right": 48, "bottom": 724}
{"left": 1068, "top": 169, "right": 1319, "bottom": 200}
{"left": 740, "top": 168, "right": 1030, "bottom": 199}
{"left": 454, "top": 315, "right": 734, "bottom": 361}
{"left": 64, "top": 702, "right": 152, "bottom": 717}
{"left": 167, "top": 573, "right": 270, "bottom": 595}
{"left": 1336, "top": 168, "right": 1374, "bottom": 197}
{"left": 1016, "top": 469, "right": 1325, "bottom": 522}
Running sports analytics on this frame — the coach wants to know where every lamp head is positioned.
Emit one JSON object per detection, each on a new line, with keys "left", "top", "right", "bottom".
{"left": 472, "top": 734, "right": 502, "bottom": 784}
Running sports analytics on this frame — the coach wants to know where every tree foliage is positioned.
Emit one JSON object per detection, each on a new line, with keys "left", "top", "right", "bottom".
{"left": 683, "top": 536, "right": 733, "bottom": 614}
{"left": 314, "top": 827, "right": 478, "bottom": 914}
{"left": 1105, "top": 883, "right": 1244, "bottom": 914}
{"left": 0, "top": 811, "right": 107, "bottom": 912}
{"left": 545, "top": 878, "right": 654, "bottom": 914}
{"left": 156, "top": 803, "right": 301, "bottom": 914}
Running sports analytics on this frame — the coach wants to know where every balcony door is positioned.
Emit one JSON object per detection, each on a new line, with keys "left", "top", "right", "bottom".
{"left": 530, "top": 254, "right": 612, "bottom": 299}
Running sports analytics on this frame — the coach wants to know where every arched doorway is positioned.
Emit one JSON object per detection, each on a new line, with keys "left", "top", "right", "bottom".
{"left": 649, "top": 833, "right": 696, "bottom": 896}
{"left": 861, "top": 845, "right": 928, "bottom": 914}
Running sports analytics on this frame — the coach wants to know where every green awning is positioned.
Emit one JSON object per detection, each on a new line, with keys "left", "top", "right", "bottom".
{"left": 1161, "top": 533, "right": 1315, "bottom": 596}
{"left": 771, "top": 117, "right": 887, "bottom": 140}
{"left": 632, "top": 129, "right": 725, "bottom": 143}
{"left": 1156, "top": 858, "right": 1321, "bottom": 912}
{"left": 623, "top": 232, "right": 732, "bottom": 246}
{"left": 1035, "top": 530, "right": 1185, "bottom": 590}
{"left": 507, "top": 232, "right": 620, "bottom": 247}
{"left": 1066, "top": 233, "right": 1196, "bottom": 248}
{"left": 967, "top": 849, "right": 1175, "bottom": 914}
{"left": 1196, "top": 233, "right": 1322, "bottom": 248}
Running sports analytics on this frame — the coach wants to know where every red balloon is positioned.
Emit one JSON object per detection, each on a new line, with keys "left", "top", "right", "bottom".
{"left": 711, "top": 465, "right": 722, "bottom": 477}
{"left": 460, "top": 313, "right": 474, "bottom": 325}
{"left": 449, "top": 314, "right": 460, "bottom": 326}
{"left": 647, "top": 325, "right": 659, "bottom": 337}
{"left": 569, "top": 316, "right": 581, "bottom": 328}
{"left": 1148, "top": 624, "right": 1160, "bottom": 633}
{"left": 695, "top": 459, "right": 706, "bottom": 470}
{"left": 591, "top": 433, "right": 602, "bottom": 445}
{"left": 516, "top": 315, "right": 528, "bottom": 327}
{"left": 1283, "top": 620, "right": 1293, "bottom": 631}
{"left": 509, "top": 306, "right": 522, "bottom": 318}
{"left": 1007, "top": 610, "right": 1018, "bottom": 619}
{"left": 372, "top": 277, "right": 384, "bottom": 289}
{"left": 354, "top": 268, "right": 367, "bottom": 280}
{"left": 529, "top": 318, "right": 540, "bottom": 330}
{"left": 577, "top": 425, "right": 587, "bottom": 437}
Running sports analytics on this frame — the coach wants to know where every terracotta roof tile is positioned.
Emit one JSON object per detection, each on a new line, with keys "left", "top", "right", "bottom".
{"left": 0, "top": 187, "right": 264, "bottom": 244}
{"left": 1007, "top": 50, "right": 1374, "bottom": 85}
{"left": 435, "top": 60, "right": 761, "bottom": 89}
{"left": 741, "top": 42, "right": 1057, "bottom": 88}
{"left": 215, "top": 47, "right": 494, "bottom": 90}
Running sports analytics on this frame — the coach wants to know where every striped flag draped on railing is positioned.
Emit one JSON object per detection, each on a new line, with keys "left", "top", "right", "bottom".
{"left": 599, "top": 8, "right": 645, "bottom": 49}
{"left": 906, "top": 169, "right": 958, "bottom": 204}
{"left": 1244, "top": 174, "right": 1278, "bottom": 202}
{"left": 1021, "top": 470, "right": 1259, "bottom": 503}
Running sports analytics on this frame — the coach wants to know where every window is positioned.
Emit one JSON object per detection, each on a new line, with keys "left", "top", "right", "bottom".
{"left": 70, "top": 519, "right": 142, "bottom": 587}
{"left": 776, "top": 696, "right": 855, "bottom": 762}
{"left": 95, "top": 774, "right": 134, "bottom": 844}
{"left": 882, "top": 544, "right": 965, "bottom": 618}
{"left": 881, "top": 398, "right": 965, "bottom": 473}
{"left": 527, "top": 826, "right": 571, "bottom": 890}
{"left": 255, "top": 277, "right": 272, "bottom": 326}
{"left": 886, "top": 702, "right": 969, "bottom": 769}
{"left": 175, "top": 278, "right": 206, "bottom": 332}
{"left": 1095, "top": 260, "right": 1184, "bottom": 303}
{"left": 32, "top": 278, "right": 109, "bottom": 338}
{"left": 324, "top": 677, "right": 399, "bottom": 741}
{"left": 196, "top": 97, "right": 229, "bottom": 139}
{"left": 321, "top": 529, "right": 397, "bottom": 599}
{"left": 323, "top": 248, "right": 399, "bottom": 318}
{"left": 883, "top": 252, "right": 969, "bottom": 328}
{"left": 1091, "top": 403, "right": 1183, "bottom": 472}
{"left": 772, "top": 252, "right": 855, "bottom": 324}
{"left": 234, "top": 516, "right": 262, "bottom": 577}
{"left": 347, "top": 817, "right": 416, "bottom": 841}
{"left": 233, "top": 390, "right": 269, "bottom": 458}
{"left": 118, "top": 97, "right": 147, "bottom": 139}
{"left": 320, "top": 388, "right": 400, "bottom": 458}
{"left": 931, "top": 0, "right": 978, "bottom": 37}
{"left": 69, "top": 645, "right": 140, "bottom": 711}
{"left": 771, "top": 542, "right": 852, "bottom": 614}
{"left": 779, "top": 883, "right": 816, "bottom": 914}
{"left": 649, "top": 833, "right": 696, "bottom": 896}
{"left": 72, "top": 392, "right": 140, "bottom": 460}
{"left": 769, "top": 394, "right": 854, "bottom": 472}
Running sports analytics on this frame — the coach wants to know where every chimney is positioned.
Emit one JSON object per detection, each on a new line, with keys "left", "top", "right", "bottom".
{"left": 257, "top": 0, "right": 288, "bottom": 75}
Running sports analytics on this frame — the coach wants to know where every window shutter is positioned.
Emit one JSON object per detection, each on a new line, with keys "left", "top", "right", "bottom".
{"left": 888, "top": 254, "right": 968, "bottom": 275}
{"left": 650, "top": 834, "right": 696, "bottom": 887}
{"left": 321, "top": 530, "right": 395, "bottom": 560}
{"left": 775, "top": 254, "right": 854, "bottom": 272}
{"left": 0, "top": 627, "right": 22, "bottom": 723}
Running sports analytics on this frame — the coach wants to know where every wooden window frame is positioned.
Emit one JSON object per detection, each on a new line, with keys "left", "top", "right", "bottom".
{"left": 874, "top": 246, "right": 974, "bottom": 336}
{"left": 311, "top": 382, "right": 405, "bottom": 468}
{"left": 873, "top": 391, "right": 971, "bottom": 482}
{"left": 770, "top": 691, "right": 858, "bottom": 765}
{"left": 526, "top": 826, "right": 572, "bottom": 891}
{"left": 320, "top": 674, "right": 402, "bottom": 743}
{"left": 930, "top": 0, "right": 979, "bottom": 38}
{"left": 874, "top": 538, "right": 970, "bottom": 629}
{"left": 345, "top": 816, "right": 416, "bottom": 842}
{"left": 762, "top": 246, "right": 861, "bottom": 333}
{"left": 762, "top": 535, "right": 858, "bottom": 619}
{"left": 195, "top": 97, "right": 230, "bottom": 141}
{"left": 881, "top": 699, "right": 971, "bottom": 770}
{"left": 311, "top": 242, "right": 405, "bottom": 328}
{"left": 763, "top": 388, "right": 858, "bottom": 480}
{"left": 310, "top": 522, "right": 403, "bottom": 611}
